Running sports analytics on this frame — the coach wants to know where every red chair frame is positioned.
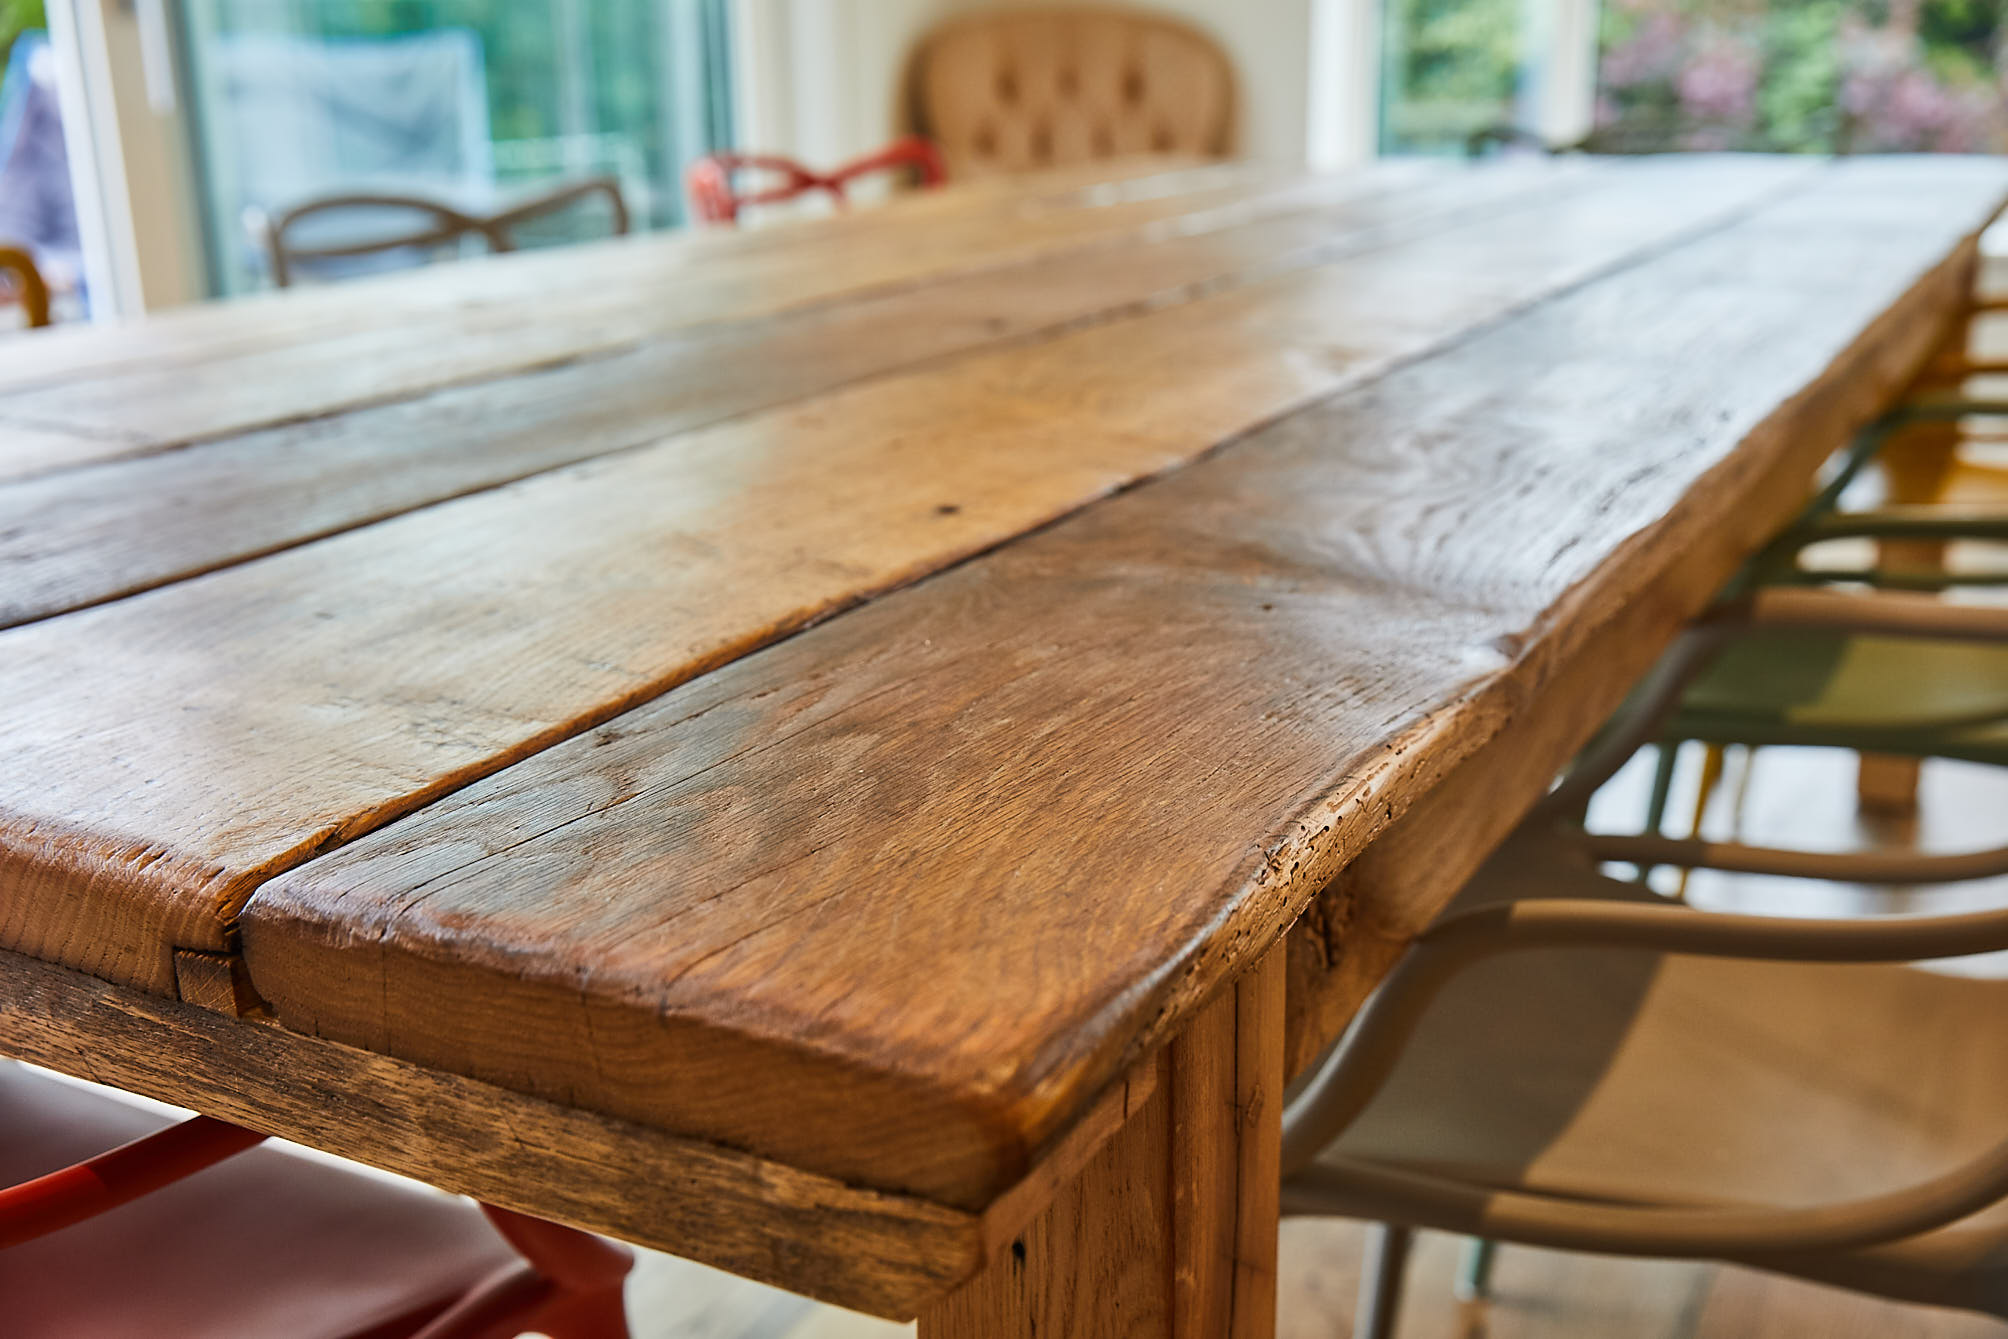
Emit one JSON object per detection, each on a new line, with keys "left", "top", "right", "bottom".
{"left": 686, "top": 135, "right": 947, "bottom": 225}
{"left": 0, "top": 1109, "right": 631, "bottom": 1339}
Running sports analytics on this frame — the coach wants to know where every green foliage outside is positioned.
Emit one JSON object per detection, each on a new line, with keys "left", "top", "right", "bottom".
{"left": 0, "top": 0, "right": 47, "bottom": 70}
{"left": 1382, "top": 0, "right": 1525, "bottom": 150}
{"left": 1383, "top": 0, "right": 2008, "bottom": 154}
{"left": 1597, "top": 0, "right": 2006, "bottom": 152}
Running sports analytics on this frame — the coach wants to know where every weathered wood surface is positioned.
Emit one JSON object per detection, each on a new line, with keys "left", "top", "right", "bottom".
{"left": 0, "top": 160, "right": 1599, "bottom": 626}
{"left": 0, "top": 156, "right": 1801, "bottom": 1007}
{"left": 0, "top": 160, "right": 1432, "bottom": 470}
{"left": 232, "top": 159, "right": 2006, "bottom": 1208}
{"left": 1, "top": 158, "right": 2001, "bottom": 1263}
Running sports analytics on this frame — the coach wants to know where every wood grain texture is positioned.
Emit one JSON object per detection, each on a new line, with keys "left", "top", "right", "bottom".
{"left": 925, "top": 1050, "right": 1177, "bottom": 1336}
{"left": 0, "top": 162, "right": 1278, "bottom": 481}
{"left": 0, "top": 160, "right": 1594, "bottom": 628}
{"left": 918, "top": 947, "right": 1283, "bottom": 1338}
{"left": 0, "top": 419, "right": 148, "bottom": 483}
{"left": 0, "top": 156, "right": 1805, "bottom": 1005}
{"left": 1173, "top": 946, "right": 1284, "bottom": 1339}
{"left": 233, "top": 159, "right": 2008, "bottom": 1208}
{"left": 0, "top": 161, "right": 1428, "bottom": 464}
{"left": 0, "top": 159, "right": 1247, "bottom": 397}
{"left": 0, "top": 947, "right": 977, "bottom": 1320}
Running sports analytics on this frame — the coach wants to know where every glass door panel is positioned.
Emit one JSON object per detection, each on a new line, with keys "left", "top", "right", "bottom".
{"left": 176, "top": 0, "right": 732, "bottom": 294}
{"left": 1380, "top": 0, "right": 1536, "bottom": 153}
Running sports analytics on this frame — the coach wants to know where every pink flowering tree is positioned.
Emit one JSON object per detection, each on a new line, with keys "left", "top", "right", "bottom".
{"left": 1595, "top": 0, "right": 2006, "bottom": 153}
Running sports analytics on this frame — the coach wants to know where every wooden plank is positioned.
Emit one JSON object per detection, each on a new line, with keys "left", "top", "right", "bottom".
{"left": 171, "top": 947, "right": 263, "bottom": 1017}
{"left": 925, "top": 1049, "right": 1176, "bottom": 1336}
{"left": 1173, "top": 947, "right": 1285, "bottom": 1339}
{"left": 918, "top": 947, "right": 1283, "bottom": 1338}
{"left": 0, "top": 161, "right": 1429, "bottom": 460}
{"left": 0, "top": 158, "right": 1263, "bottom": 401}
{"left": 232, "top": 159, "right": 2008, "bottom": 1209}
{"left": 0, "top": 157, "right": 1803, "bottom": 1006}
{"left": 0, "top": 946, "right": 977, "bottom": 1320}
{"left": 0, "top": 420, "right": 149, "bottom": 482}
{"left": 0, "top": 160, "right": 1595, "bottom": 627}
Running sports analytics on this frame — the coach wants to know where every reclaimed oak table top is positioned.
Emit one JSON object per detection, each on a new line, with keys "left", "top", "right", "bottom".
{"left": 2, "top": 154, "right": 2004, "bottom": 1333}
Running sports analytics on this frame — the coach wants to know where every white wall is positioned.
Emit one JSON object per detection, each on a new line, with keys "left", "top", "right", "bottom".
{"left": 730, "top": 0, "right": 950, "bottom": 167}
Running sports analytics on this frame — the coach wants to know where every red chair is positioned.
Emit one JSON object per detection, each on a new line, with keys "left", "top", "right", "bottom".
{"left": 685, "top": 135, "right": 947, "bottom": 225}
{"left": 0, "top": 1063, "right": 631, "bottom": 1339}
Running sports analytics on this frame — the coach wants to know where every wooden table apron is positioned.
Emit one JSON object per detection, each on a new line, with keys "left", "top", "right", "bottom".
{"left": 1, "top": 156, "right": 2002, "bottom": 1335}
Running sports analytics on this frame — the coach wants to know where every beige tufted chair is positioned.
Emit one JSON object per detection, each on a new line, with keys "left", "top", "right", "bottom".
{"left": 904, "top": 6, "right": 1235, "bottom": 178}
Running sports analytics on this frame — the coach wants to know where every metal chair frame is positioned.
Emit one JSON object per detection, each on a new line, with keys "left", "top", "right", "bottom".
{"left": 684, "top": 136, "right": 946, "bottom": 226}
{"left": 1637, "top": 399, "right": 2008, "bottom": 837}
{"left": 249, "top": 177, "right": 629, "bottom": 288}
{"left": 1558, "top": 586, "right": 2008, "bottom": 879}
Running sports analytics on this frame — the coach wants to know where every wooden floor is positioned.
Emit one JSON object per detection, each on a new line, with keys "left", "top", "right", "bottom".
{"left": 621, "top": 742, "right": 2008, "bottom": 1337}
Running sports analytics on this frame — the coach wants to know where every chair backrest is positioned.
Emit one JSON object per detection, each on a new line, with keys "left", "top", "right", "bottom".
{"left": 253, "top": 176, "right": 629, "bottom": 288}
{"left": 0, "top": 246, "right": 50, "bottom": 328}
{"left": 905, "top": 5, "right": 1234, "bottom": 177}
{"left": 685, "top": 137, "right": 946, "bottom": 226}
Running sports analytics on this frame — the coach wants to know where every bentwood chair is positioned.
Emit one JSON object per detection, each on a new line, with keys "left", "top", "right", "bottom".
{"left": 1284, "top": 829, "right": 2008, "bottom": 1337}
{"left": 0, "top": 245, "right": 50, "bottom": 328}
{"left": 902, "top": 5, "right": 1234, "bottom": 177}
{"left": 1282, "top": 593, "right": 2008, "bottom": 1337}
{"left": 248, "top": 177, "right": 629, "bottom": 288}
{"left": 685, "top": 136, "right": 947, "bottom": 226}
{"left": 1644, "top": 400, "right": 2008, "bottom": 838}
{"left": 0, "top": 1062, "right": 632, "bottom": 1338}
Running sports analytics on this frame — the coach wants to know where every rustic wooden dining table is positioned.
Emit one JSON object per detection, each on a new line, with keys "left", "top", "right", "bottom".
{"left": 1, "top": 153, "right": 2004, "bottom": 1337}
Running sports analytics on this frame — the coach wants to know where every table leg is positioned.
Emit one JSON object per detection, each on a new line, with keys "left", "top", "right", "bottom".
{"left": 1853, "top": 314, "right": 1975, "bottom": 818}
{"left": 920, "top": 945, "right": 1284, "bottom": 1339}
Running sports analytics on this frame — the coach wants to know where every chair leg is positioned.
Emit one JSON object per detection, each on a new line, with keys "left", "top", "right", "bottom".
{"left": 1632, "top": 742, "right": 1682, "bottom": 888}
{"left": 1355, "top": 1222, "right": 1413, "bottom": 1339}
{"left": 1673, "top": 743, "right": 1726, "bottom": 901}
{"left": 1453, "top": 1236, "right": 1497, "bottom": 1302}
{"left": 1644, "top": 742, "right": 1679, "bottom": 838}
{"left": 1857, "top": 752, "right": 1922, "bottom": 818}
